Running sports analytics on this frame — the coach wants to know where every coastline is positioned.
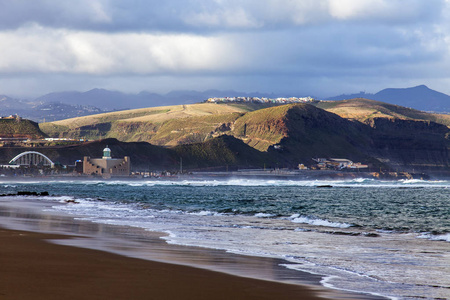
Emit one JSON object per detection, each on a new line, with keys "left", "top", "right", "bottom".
{"left": 0, "top": 227, "right": 325, "bottom": 300}
{"left": 0, "top": 196, "right": 386, "bottom": 300}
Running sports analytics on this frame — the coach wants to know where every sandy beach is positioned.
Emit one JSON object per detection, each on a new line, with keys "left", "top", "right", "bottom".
{"left": 0, "top": 186, "right": 399, "bottom": 300}
{"left": 0, "top": 227, "right": 330, "bottom": 300}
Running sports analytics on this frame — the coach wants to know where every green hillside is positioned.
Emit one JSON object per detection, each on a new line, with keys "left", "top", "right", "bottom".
{"left": 232, "top": 104, "right": 292, "bottom": 151}
{"left": 0, "top": 118, "right": 47, "bottom": 139}
{"left": 173, "top": 135, "right": 272, "bottom": 169}
{"left": 40, "top": 103, "right": 248, "bottom": 144}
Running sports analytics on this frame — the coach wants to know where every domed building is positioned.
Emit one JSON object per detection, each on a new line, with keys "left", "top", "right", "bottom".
{"left": 82, "top": 146, "right": 130, "bottom": 178}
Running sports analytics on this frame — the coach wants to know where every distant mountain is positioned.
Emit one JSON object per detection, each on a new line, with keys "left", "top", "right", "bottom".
{"left": 327, "top": 85, "right": 450, "bottom": 113}
{"left": 0, "top": 95, "right": 35, "bottom": 113}
{"left": 326, "top": 91, "right": 375, "bottom": 101}
{"left": 35, "top": 89, "right": 141, "bottom": 110}
{"left": 4, "top": 84, "right": 450, "bottom": 123}
{"left": 36, "top": 89, "right": 280, "bottom": 111}
{"left": 374, "top": 85, "right": 450, "bottom": 112}
{"left": 0, "top": 89, "right": 284, "bottom": 122}
{"left": 1, "top": 89, "right": 225, "bottom": 122}
{"left": 0, "top": 95, "right": 106, "bottom": 123}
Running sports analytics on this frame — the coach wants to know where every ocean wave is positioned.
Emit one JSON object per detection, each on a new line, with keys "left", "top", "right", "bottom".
{"left": 189, "top": 210, "right": 224, "bottom": 216}
{"left": 254, "top": 213, "right": 276, "bottom": 218}
{"left": 288, "top": 214, "right": 353, "bottom": 228}
{"left": 3, "top": 177, "right": 450, "bottom": 189}
{"left": 418, "top": 232, "right": 450, "bottom": 242}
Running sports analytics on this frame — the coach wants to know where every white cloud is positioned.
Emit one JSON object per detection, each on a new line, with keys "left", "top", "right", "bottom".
{"left": 328, "top": 0, "right": 386, "bottom": 20}
{"left": 0, "top": 0, "right": 444, "bottom": 32}
{"left": 0, "top": 25, "right": 239, "bottom": 75}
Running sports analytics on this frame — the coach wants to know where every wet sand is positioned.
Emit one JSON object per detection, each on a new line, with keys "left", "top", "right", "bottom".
{"left": 0, "top": 227, "right": 328, "bottom": 300}
{"left": 0, "top": 197, "right": 387, "bottom": 300}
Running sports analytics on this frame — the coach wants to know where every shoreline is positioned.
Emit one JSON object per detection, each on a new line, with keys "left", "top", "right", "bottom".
{"left": 0, "top": 196, "right": 386, "bottom": 300}
{"left": 0, "top": 227, "right": 326, "bottom": 300}
{"left": 0, "top": 169, "right": 440, "bottom": 182}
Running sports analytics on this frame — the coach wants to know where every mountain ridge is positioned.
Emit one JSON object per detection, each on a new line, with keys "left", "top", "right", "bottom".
{"left": 2, "top": 84, "right": 450, "bottom": 124}
{"left": 326, "top": 85, "right": 450, "bottom": 112}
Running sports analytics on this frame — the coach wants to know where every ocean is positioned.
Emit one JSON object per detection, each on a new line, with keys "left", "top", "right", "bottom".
{"left": 0, "top": 177, "right": 448, "bottom": 299}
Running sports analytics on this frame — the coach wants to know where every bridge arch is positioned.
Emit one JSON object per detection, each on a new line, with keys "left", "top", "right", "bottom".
{"left": 9, "top": 151, "right": 55, "bottom": 168}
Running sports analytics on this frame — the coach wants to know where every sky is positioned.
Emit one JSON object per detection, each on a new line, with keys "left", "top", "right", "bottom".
{"left": 1, "top": 0, "right": 450, "bottom": 99}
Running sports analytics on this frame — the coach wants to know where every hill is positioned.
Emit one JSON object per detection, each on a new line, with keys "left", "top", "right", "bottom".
{"left": 39, "top": 101, "right": 450, "bottom": 172}
{"left": 0, "top": 136, "right": 273, "bottom": 171}
{"left": 0, "top": 117, "right": 47, "bottom": 139}
{"left": 314, "top": 98, "right": 450, "bottom": 127}
{"left": 39, "top": 103, "right": 249, "bottom": 145}
{"left": 374, "top": 85, "right": 450, "bottom": 112}
{"left": 35, "top": 89, "right": 280, "bottom": 111}
{"left": 0, "top": 89, "right": 281, "bottom": 122}
{"left": 327, "top": 85, "right": 450, "bottom": 113}
{"left": 173, "top": 135, "right": 273, "bottom": 170}
{"left": 0, "top": 94, "right": 106, "bottom": 123}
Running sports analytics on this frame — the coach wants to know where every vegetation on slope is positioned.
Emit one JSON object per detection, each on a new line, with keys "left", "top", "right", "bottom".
{"left": 40, "top": 103, "right": 248, "bottom": 143}
{"left": 36, "top": 100, "right": 450, "bottom": 171}
{"left": 314, "top": 98, "right": 450, "bottom": 127}
{"left": 173, "top": 135, "right": 271, "bottom": 169}
{"left": 0, "top": 118, "right": 47, "bottom": 139}
{"left": 279, "top": 104, "right": 370, "bottom": 157}
{"left": 232, "top": 104, "right": 292, "bottom": 151}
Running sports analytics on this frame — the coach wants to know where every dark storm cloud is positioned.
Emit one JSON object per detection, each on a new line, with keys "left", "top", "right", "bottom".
{"left": 0, "top": 0, "right": 444, "bottom": 32}
{"left": 0, "top": 0, "right": 449, "bottom": 97}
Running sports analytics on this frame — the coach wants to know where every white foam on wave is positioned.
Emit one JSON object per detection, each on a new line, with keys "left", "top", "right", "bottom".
{"left": 4, "top": 177, "right": 449, "bottom": 190}
{"left": 418, "top": 232, "right": 450, "bottom": 242}
{"left": 190, "top": 210, "right": 223, "bottom": 216}
{"left": 282, "top": 262, "right": 400, "bottom": 300}
{"left": 41, "top": 195, "right": 76, "bottom": 203}
{"left": 320, "top": 275, "right": 399, "bottom": 300}
{"left": 288, "top": 214, "right": 352, "bottom": 228}
{"left": 254, "top": 213, "right": 275, "bottom": 218}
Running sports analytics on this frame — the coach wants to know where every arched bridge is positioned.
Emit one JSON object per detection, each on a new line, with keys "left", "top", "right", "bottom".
{"left": 9, "top": 151, "right": 55, "bottom": 167}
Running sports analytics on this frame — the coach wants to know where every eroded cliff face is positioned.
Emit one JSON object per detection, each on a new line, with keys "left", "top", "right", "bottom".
{"left": 367, "top": 118, "right": 450, "bottom": 170}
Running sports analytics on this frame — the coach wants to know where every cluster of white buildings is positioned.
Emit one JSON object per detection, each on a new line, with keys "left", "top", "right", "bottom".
{"left": 206, "top": 96, "right": 315, "bottom": 104}
{"left": 313, "top": 158, "right": 368, "bottom": 170}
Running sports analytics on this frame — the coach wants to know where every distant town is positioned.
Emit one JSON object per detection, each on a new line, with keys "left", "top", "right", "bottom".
{"left": 205, "top": 96, "right": 316, "bottom": 104}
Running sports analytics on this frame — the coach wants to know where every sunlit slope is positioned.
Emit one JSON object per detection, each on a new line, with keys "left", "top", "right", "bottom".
{"left": 0, "top": 118, "right": 47, "bottom": 139}
{"left": 233, "top": 103, "right": 371, "bottom": 156}
{"left": 38, "top": 101, "right": 450, "bottom": 170}
{"left": 315, "top": 98, "right": 450, "bottom": 127}
{"left": 40, "top": 103, "right": 248, "bottom": 144}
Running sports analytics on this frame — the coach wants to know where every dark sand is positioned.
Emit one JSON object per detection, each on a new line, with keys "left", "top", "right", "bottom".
{"left": 0, "top": 197, "right": 387, "bottom": 300}
{"left": 0, "top": 227, "right": 330, "bottom": 300}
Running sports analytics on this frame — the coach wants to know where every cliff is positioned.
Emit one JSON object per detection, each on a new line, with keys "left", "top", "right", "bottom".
{"left": 367, "top": 118, "right": 449, "bottom": 170}
{"left": 36, "top": 102, "right": 450, "bottom": 172}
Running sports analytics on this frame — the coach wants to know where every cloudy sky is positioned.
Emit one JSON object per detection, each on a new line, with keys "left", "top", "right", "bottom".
{"left": 1, "top": 0, "right": 450, "bottom": 98}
